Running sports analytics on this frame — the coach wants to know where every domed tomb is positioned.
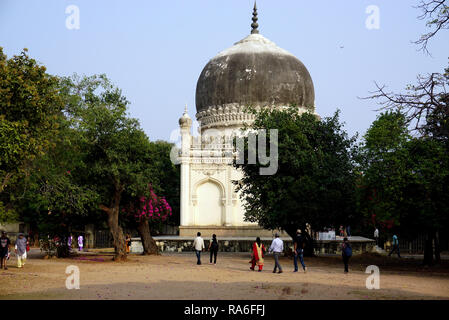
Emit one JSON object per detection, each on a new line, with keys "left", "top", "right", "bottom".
{"left": 195, "top": 5, "right": 315, "bottom": 130}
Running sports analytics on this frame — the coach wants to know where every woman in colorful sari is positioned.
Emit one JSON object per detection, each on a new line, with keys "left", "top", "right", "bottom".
{"left": 250, "top": 237, "right": 265, "bottom": 272}
{"left": 125, "top": 234, "right": 131, "bottom": 254}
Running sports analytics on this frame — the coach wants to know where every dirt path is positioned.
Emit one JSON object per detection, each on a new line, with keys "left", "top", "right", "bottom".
{"left": 1, "top": 252, "right": 448, "bottom": 300}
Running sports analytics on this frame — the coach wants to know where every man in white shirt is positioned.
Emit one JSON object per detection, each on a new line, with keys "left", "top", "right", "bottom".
{"left": 193, "top": 232, "right": 205, "bottom": 265}
{"left": 269, "top": 233, "right": 284, "bottom": 274}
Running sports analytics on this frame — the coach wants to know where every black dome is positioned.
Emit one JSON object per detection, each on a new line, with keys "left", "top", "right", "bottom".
{"left": 195, "top": 34, "right": 315, "bottom": 115}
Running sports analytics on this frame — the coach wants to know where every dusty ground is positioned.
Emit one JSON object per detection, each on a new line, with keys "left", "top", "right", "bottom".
{"left": 0, "top": 249, "right": 448, "bottom": 300}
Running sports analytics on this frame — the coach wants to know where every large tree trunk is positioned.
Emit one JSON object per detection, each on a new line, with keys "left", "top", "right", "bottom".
{"left": 303, "top": 231, "right": 315, "bottom": 257}
{"left": 423, "top": 231, "right": 434, "bottom": 266}
{"left": 137, "top": 218, "right": 158, "bottom": 255}
{"left": 434, "top": 231, "right": 441, "bottom": 265}
{"left": 284, "top": 226, "right": 297, "bottom": 241}
{"left": 284, "top": 226, "right": 315, "bottom": 257}
{"left": 101, "top": 188, "right": 127, "bottom": 261}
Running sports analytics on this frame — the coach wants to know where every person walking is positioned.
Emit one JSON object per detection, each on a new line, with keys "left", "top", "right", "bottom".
{"left": 346, "top": 225, "right": 351, "bottom": 237}
{"left": 294, "top": 229, "right": 307, "bottom": 273}
{"left": 15, "top": 234, "right": 27, "bottom": 268}
{"left": 208, "top": 234, "right": 219, "bottom": 265}
{"left": 193, "top": 232, "right": 205, "bottom": 265}
{"left": 341, "top": 237, "right": 352, "bottom": 273}
{"left": 339, "top": 225, "right": 345, "bottom": 237}
{"left": 388, "top": 234, "right": 401, "bottom": 258}
{"left": 68, "top": 235, "right": 73, "bottom": 252}
{"left": 125, "top": 234, "right": 132, "bottom": 254}
{"left": 77, "top": 235, "right": 84, "bottom": 252}
{"left": 374, "top": 228, "right": 379, "bottom": 247}
{"left": 250, "top": 237, "right": 265, "bottom": 272}
{"left": 269, "top": 233, "right": 283, "bottom": 274}
{"left": 0, "top": 231, "right": 11, "bottom": 270}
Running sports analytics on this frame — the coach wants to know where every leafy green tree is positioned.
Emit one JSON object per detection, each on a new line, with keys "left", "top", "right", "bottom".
{"left": 357, "top": 111, "right": 411, "bottom": 230}
{"left": 20, "top": 135, "right": 99, "bottom": 238}
{"left": 59, "top": 74, "right": 156, "bottom": 260}
{"left": 402, "top": 138, "right": 449, "bottom": 264}
{"left": 235, "top": 107, "right": 359, "bottom": 240}
{"left": 147, "top": 141, "right": 180, "bottom": 227}
{"left": 5, "top": 93, "right": 100, "bottom": 249}
{"left": 359, "top": 111, "right": 449, "bottom": 265}
{"left": 120, "top": 140, "right": 179, "bottom": 255}
{"left": 0, "top": 48, "right": 64, "bottom": 219}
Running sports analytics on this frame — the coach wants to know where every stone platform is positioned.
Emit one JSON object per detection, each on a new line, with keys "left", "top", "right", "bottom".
{"left": 178, "top": 226, "right": 286, "bottom": 238}
{"left": 130, "top": 236, "right": 375, "bottom": 255}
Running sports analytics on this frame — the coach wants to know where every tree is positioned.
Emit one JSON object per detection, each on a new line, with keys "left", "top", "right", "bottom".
{"left": 60, "top": 74, "right": 155, "bottom": 261}
{"left": 359, "top": 111, "right": 449, "bottom": 265}
{"left": 234, "top": 107, "right": 359, "bottom": 240}
{"left": 120, "top": 140, "right": 179, "bottom": 255}
{"left": 364, "top": 63, "right": 449, "bottom": 143}
{"left": 17, "top": 129, "right": 100, "bottom": 241}
{"left": 146, "top": 141, "right": 180, "bottom": 228}
{"left": 361, "top": 2, "right": 449, "bottom": 265}
{"left": 414, "top": 0, "right": 449, "bottom": 53}
{"left": 122, "top": 185, "right": 172, "bottom": 255}
{"left": 357, "top": 112, "right": 411, "bottom": 235}
{"left": 401, "top": 138, "right": 449, "bottom": 265}
{"left": 0, "top": 48, "right": 64, "bottom": 219}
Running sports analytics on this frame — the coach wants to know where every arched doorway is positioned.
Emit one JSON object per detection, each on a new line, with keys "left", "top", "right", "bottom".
{"left": 195, "top": 180, "right": 223, "bottom": 226}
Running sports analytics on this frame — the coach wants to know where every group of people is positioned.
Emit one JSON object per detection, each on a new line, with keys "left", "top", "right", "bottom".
{"left": 192, "top": 230, "right": 354, "bottom": 274}
{"left": 0, "top": 231, "right": 93, "bottom": 270}
{"left": 373, "top": 227, "right": 401, "bottom": 258}
{"left": 251, "top": 230, "right": 308, "bottom": 274}
{"left": 192, "top": 232, "right": 219, "bottom": 265}
{"left": 0, "top": 231, "right": 30, "bottom": 270}
{"left": 66, "top": 234, "right": 84, "bottom": 251}
{"left": 338, "top": 225, "right": 351, "bottom": 237}
{"left": 249, "top": 234, "right": 285, "bottom": 273}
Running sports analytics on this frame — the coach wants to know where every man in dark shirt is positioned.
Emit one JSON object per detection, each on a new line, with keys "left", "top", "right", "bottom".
{"left": 294, "top": 229, "right": 307, "bottom": 272}
{"left": 0, "top": 231, "right": 11, "bottom": 270}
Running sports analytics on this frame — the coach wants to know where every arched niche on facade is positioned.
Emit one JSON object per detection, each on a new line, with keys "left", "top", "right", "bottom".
{"left": 192, "top": 177, "right": 226, "bottom": 226}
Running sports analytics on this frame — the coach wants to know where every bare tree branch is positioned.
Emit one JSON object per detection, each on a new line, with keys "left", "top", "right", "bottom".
{"left": 361, "top": 67, "right": 449, "bottom": 140}
{"left": 414, "top": 0, "right": 449, "bottom": 54}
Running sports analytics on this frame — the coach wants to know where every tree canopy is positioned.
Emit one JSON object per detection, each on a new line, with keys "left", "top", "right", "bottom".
{"left": 0, "top": 48, "right": 64, "bottom": 221}
{"left": 358, "top": 111, "right": 449, "bottom": 264}
{"left": 0, "top": 51, "right": 179, "bottom": 260}
{"left": 235, "top": 107, "right": 359, "bottom": 238}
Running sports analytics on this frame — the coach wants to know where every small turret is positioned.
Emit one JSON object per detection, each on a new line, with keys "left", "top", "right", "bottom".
{"left": 179, "top": 104, "right": 192, "bottom": 128}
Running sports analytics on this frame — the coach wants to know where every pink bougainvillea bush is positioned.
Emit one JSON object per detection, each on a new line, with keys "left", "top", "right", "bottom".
{"left": 123, "top": 185, "right": 172, "bottom": 222}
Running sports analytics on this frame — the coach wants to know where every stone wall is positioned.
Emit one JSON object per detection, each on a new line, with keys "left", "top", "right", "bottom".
{"left": 130, "top": 237, "right": 375, "bottom": 255}
{"left": 178, "top": 226, "right": 287, "bottom": 238}
{"left": 313, "top": 240, "right": 376, "bottom": 255}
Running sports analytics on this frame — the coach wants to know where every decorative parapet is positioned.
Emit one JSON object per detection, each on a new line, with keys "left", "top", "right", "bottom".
{"left": 196, "top": 103, "right": 256, "bottom": 129}
{"left": 196, "top": 104, "right": 316, "bottom": 130}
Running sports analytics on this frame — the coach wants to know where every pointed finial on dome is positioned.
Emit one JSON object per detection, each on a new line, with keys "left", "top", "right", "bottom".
{"left": 251, "top": 1, "right": 259, "bottom": 34}
{"left": 179, "top": 104, "right": 192, "bottom": 127}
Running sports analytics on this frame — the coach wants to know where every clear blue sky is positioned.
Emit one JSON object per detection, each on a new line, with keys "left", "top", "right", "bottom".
{"left": 1, "top": 0, "right": 448, "bottom": 141}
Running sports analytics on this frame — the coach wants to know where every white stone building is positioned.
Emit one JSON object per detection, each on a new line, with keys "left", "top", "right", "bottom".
{"left": 178, "top": 4, "right": 318, "bottom": 237}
